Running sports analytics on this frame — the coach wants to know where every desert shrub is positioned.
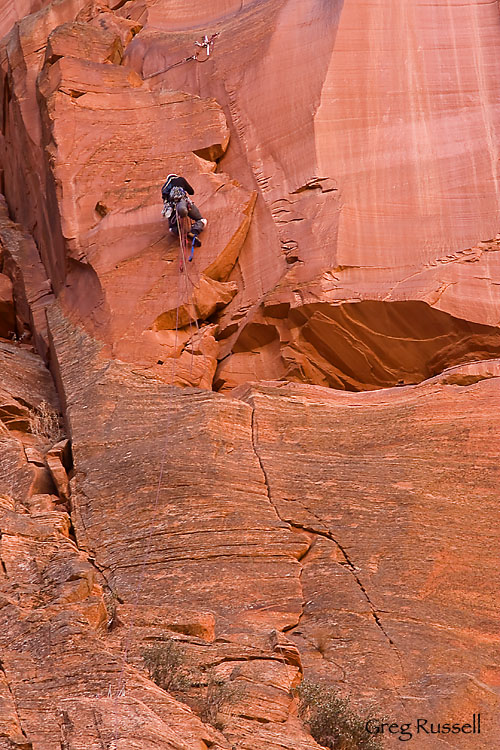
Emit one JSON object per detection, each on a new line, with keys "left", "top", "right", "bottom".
{"left": 142, "top": 643, "right": 242, "bottom": 730}
{"left": 296, "top": 680, "right": 383, "bottom": 750}
{"left": 28, "top": 400, "right": 62, "bottom": 444}
{"left": 199, "top": 670, "right": 242, "bottom": 731}
{"left": 142, "top": 637, "right": 192, "bottom": 692}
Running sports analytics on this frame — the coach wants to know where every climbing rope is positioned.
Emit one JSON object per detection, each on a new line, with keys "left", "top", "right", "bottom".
{"left": 176, "top": 210, "right": 198, "bottom": 381}
{"left": 110, "top": 199, "right": 212, "bottom": 747}
{"left": 176, "top": 209, "right": 211, "bottom": 382}
{"left": 177, "top": 210, "right": 191, "bottom": 272}
{"left": 143, "top": 33, "right": 219, "bottom": 80}
{"left": 112, "top": 255, "right": 184, "bottom": 704}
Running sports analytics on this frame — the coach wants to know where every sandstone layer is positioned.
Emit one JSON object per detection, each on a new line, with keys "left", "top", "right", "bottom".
{"left": 0, "top": 0, "right": 499, "bottom": 748}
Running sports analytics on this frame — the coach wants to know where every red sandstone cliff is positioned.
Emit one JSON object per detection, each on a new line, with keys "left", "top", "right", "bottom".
{"left": 0, "top": 1, "right": 499, "bottom": 748}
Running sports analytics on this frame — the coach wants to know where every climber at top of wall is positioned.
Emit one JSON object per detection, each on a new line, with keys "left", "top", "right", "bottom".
{"left": 161, "top": 173, "right": 208, "bottom": 250}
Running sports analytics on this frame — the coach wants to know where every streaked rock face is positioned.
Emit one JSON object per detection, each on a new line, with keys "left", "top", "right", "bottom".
{"left": 237, "top": 377, "right": 500, "bottom": 730}
{"left": 0, "top": 0, "right": 499, "bottom": 748}
{"left": 122, "top": 0, "right": 500, "bottom": 391}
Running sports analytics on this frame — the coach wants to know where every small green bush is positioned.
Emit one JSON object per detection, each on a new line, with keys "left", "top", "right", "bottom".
{"left": 142, "top": 637, "right": 192, "bottom": 692}
{"left": 142, "top": 641, "right": 242, "bottom": 732}
{"left": 296, "top": 680, "right": 383, "bottom": 750}
{"left": 200, "top": 670, "right": 242, "bottom": 731}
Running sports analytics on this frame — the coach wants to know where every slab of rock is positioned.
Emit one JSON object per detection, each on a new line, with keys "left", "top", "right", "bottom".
{"left": 45, "top": 20, "right": 123, "bottom": 64}
{"left": 235, "top": 376, "right": 500, "bottom": 745}
{"left": 46, "top": 301, "right": 319, "bottom": 749}
{"left": 123, "top": 0, "right": 500, "bottom": 390}
{"left": 0, "top": 320, "right": 230, "bottom": 750}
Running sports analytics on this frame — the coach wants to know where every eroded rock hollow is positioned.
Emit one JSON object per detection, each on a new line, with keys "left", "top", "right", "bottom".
{"left": 0, "top": 0, "right": 499, "bottom": 748}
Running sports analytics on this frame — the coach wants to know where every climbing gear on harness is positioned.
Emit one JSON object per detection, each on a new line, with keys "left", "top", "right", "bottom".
{"left": 170, "top": 186, "right": 189, "bottom": 204}
{"left": 162, "top": 200, "right": 173, "bottom": 219}
{"left": 169, "top": 186, "right": 193, "bottom": 213}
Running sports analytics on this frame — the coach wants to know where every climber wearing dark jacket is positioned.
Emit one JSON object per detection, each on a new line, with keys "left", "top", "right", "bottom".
{"left": 161, "top": 174, "right": 207, "bottom": 247}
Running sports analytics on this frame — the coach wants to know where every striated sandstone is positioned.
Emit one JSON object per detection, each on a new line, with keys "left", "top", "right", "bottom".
{"left": 235, "top": 374, "right": 500, "bottom": 745}
{"left": 0, "top": 338, "right": 233, "bottom": 750}
{"left": 41, "top": 295, "right": 500, "bottom": 748}
{"left": 44, "top": 301, "right": 320, "bottom": 750}
{"left": 0, "top": 0, "right": 499, "bottom": 748}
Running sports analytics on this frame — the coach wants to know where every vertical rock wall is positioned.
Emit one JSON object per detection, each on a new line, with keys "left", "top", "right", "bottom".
{"left": 0, "top": 0, "right": 499, "bottom": 748}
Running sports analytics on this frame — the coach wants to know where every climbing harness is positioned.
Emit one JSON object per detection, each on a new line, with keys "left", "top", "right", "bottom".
{"left": 144, "top": 33, "right": 219, "bottom": 80}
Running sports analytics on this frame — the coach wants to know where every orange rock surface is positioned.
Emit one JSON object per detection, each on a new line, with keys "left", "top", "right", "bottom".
{"left": 0, "top": 0, "right": 499, "bottom": 747}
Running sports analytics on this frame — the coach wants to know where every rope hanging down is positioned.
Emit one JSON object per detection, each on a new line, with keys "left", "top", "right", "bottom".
{"left": 144, "top": 33, "right": 219, "bottom": 80}
{"left": 110, "top": 195, "right": 211, "bottom": 742}
{"left": 111, "top": 215, "right": 200, "bottom": 742}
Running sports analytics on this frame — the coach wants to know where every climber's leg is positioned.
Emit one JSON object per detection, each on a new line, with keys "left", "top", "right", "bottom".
{"left": 187, "top": 203, "right": 207, "bottom": 247}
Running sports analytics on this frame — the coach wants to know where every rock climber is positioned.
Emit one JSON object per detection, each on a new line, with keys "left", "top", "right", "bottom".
{"left": 161, "top": 173, "right": 207, "bottom": 248}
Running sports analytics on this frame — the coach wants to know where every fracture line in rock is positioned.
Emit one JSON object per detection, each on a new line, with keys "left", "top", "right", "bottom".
{"left": 248, "top": 403, "right": 307, "bottom": 695}
{"left": 249, "top": 398, "right": 408, "bottom": 706}
{"left": 288, "top": 511, "right": 406, "bottom": 672}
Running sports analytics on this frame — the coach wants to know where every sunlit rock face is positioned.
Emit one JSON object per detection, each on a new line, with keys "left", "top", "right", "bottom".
{"left": 2, "top": 0, "right": 500, "bottom": 388}
{"left": 121, "top": 0, "right": 500, "bottom": 390}
{"left": 316, "top": 0, "right": 500, "bottom": 263}
{"left": 0, "top": 0, "right": 499, "bottom": 748}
